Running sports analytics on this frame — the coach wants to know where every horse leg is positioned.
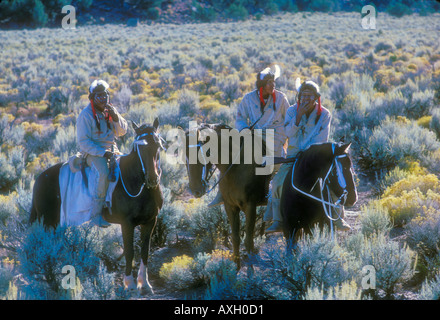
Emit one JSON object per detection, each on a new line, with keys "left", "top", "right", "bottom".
{"left": 137, "top": 219, "right": 156, "bottom": 295}
{"left": 244, "top": 203, "right": 257, "bottom": 256}
{"left": 224, "top": 203, "right": 241, "bottom": 268}
{"left": 121, "top": 222, "right": 136, "bottom": 290}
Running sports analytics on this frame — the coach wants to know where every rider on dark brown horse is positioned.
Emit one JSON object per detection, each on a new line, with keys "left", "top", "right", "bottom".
{"left": 76, "top": 79, "right": 128, "bottom": 227}
{"left": 265, "top": 79, "right": 351, "bottom": 233}
{"left": 208, "top": 65, "right": 290, "bottom": 208}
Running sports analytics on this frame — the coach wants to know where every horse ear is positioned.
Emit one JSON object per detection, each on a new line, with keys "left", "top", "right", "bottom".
{"left": 132, "top": 120, "right": 140, "bottom": 132}
{"left": 153, "top": 117, "right": 159, "bottom": 130}
{"left": 338, "top": 142, "right": 352, "bottom": 154}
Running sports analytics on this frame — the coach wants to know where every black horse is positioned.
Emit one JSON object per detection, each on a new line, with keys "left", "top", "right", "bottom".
{"left": 280, "top": 142, "right": 357, "bottom": 243}
{"left": 29, "top": 118, "right": 164, "bottom": 294}
{"left": 184, "top": 123, "right": 271, "bottom": 266}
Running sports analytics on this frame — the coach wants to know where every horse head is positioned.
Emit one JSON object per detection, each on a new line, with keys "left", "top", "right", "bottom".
{"left": 132, "top": 118, "right": 165, "bottom": 188}
{"left": 184, "top": 123, "right": 216, "bottom": 198}
{"left": 326, "top": 142, "right": 358, "bottom": 207}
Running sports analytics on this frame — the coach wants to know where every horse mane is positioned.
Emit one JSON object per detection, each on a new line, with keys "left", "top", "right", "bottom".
{"left": 295, "top": 142, "right": 334, "bottom": 186}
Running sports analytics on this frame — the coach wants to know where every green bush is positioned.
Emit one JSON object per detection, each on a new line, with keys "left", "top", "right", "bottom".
{"left": 358, "top": 116, "right": 440, "bottom": 172}
{"left": 18, "top": 224, "right": 102, "bottom": 299}
{"left": 387, "top": 0, "right": 413, "bottom": 17}
{"left": 259, "top": 227, "right": 352, "bottom": 300}
{"left": 359, "top": 202, "right": 393, "bottom": 237}
{"left": 406, "top": 208, "right": 440, "bottom": 279}
{"left": 227, "top": 3, "right": 248, "bottom": 21}
{"left": 345, "top": 233, "right": 414, "bottom": 298}
{"left": 0, "top": 146, "right": 25, "bottom": 191}
{"left": 430, "top": 108, "right": 440, "bottom": 139}
{"left": 419, "top": 272, "right": 440, "bottom": 300}
{"left": 32, "top": 0, "right": 48, "bottom": 27}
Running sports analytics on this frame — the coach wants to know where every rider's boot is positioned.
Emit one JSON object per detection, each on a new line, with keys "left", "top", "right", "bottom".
{"left": 263, "top": 198, "right": 273, "bottom": 222}
{"left": 265, "top": 199, "right": 283, "bottom": 233}
{"left": 90, "top": 199, "right": 111, "bottom": 228}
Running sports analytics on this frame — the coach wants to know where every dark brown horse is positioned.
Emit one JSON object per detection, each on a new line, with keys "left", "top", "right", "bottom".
{"left": 281, "top": 142, "right": 357, "bottom": 244}
{"left": 184, "top": 123, "right": 272, "bottom": 266}
{"left": 29, "top": 118, "right": 164, "bottom": 294}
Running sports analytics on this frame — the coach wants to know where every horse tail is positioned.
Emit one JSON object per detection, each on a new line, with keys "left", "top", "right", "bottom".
{"left": 29, "top": 198, "right": 38, "bottom": 224}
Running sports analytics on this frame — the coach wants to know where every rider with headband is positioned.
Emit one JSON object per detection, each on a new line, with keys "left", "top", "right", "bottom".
{"left": 264, "top": 79, "right": 351, "bottom": 233}
{"left": 76, "top": 79, "right": 128, "bottom": 227}
{"left": 208, "top": 65, "right": 290, "bottom": 208}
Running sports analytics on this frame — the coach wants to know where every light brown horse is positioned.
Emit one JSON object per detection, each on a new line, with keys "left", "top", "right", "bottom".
{"left": 185, "top": 123, "right": 272, "bottom": 266}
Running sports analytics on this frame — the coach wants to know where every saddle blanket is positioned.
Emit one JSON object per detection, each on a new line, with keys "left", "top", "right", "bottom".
{"left": 59, "top": 159, "right": 119, "bottom": 227}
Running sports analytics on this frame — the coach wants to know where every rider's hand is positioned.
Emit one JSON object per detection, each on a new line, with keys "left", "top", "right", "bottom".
{"left": 295, "top": 99, "right": 315, "bottom": 125}
{"left": 105, "top": 104, "right": 119, "bottom": 122}
{"left": 103, "top": 151, "right": 114, "bottom": 160}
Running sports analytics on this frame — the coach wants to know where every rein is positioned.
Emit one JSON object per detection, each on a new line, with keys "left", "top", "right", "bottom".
{"left": 290, "top": 148, "right": 349, "bottom": 239}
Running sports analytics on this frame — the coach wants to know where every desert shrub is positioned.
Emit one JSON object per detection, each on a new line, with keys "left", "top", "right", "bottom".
{"left": 52, "top": 124, "right": 77, "bottom": 160}
{"left": 0, "top": 267, "right": 14, "bottom": 299}
{"left": 375, "top": 160, "right": 427, "bottom": 195}
{"left": 0, "top": 187, "right": 32, "bottom": 257}
{"left": 79, "top": 262, "right": 120, "bottom": 300}
{"left": 186, "top": 197, "right": 231, "bottom": 252}
{"left": 156, "top": 103, "right": 183, "bottom": 128}
{"left": 419, "top": 272, "right": 440, "bottom": 300}
{"left": 345, "top": 233, "right": 414, "bottom": 298}
{"left": 22, "top": 121, "right": 57, "bottom": 157}
{"left": 430, "top": 108, "right": 440, "bottom": 139}
{"left": 387, "top": 0, "right": 413, "bottom": 17}
{"left": 46, "top": 87, "right": 71, "bottom": 116}
{"left": 406, "top": 208, "right": 440, "bottom": 279}
{"left": 379, "top": 189, "right": 434, "bottom": 227}
{"left": 376, "top": 171, "right": 440, "bottom": 226}
{"left": 358, "top": 116, "right": 440, "bottom": 172}
{"left": 226, "top": 3, "right": 248, "bottom": 20}
{"left": 0, "top": 114, "right": 25, "bottom": 147}
{"left": 18, "top": 223, "right": 102, "bottom": 299}
{"left": 191, "top": 2, "right": 217, "bottom": 22}
{"left": 218, "top": 75, "right": 241, "bottom": 107}
{"left": 159, "top": 254, "right": 195, "bottom": 290}
{"left": 177, "top": 89, "right": 200, "bottom": 118}
{"left": 113, "top": 85, "right": 132, "bottom": 113}
{"left": 359, "top": 202, "right": 393, "bottom": 237}
{"left": 405, "top": 90, "right": 435, "bottom": 119}
{"left": 355, "top": 52, "right": 380, "bottom": 77}
{"left": 305, "top": 280, "right": 362, "bottom": 300}
{"left": 0, "top": 146, "right": 25, "bottom": 191}
{"left": 259, "top": 227, "right": 352, "bottom": 300}
{"left": 150, "top": 188, "right": 185, "bottom": 247}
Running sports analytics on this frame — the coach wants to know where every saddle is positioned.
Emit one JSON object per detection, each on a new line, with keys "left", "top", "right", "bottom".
{"left": 60, "top": 153, "right": 119, "bottom": 226}
{"left": 68, "top": 152, "right": 118, "bottom": 188}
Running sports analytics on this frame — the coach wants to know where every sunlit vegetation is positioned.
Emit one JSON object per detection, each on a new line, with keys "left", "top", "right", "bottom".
{"left": 1, "top": 10, "right": 440, "bottom": 300}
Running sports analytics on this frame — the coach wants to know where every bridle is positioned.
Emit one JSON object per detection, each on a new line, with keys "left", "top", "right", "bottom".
{"left": 186, "top": 142, "right": 216, "bottom": 193}
{"left": 119, "top": 131, "right": 165, "bottom": 198}
{"left": 290, "top": 144, "right": 352, "bottom": 238}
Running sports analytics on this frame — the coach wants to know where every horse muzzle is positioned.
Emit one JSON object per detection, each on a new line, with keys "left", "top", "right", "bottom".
{"left": 189, "top": 180, "right": 207, "bottom": 198}
{"left": 145, "top": 169, "right": 161, "bottom": 188}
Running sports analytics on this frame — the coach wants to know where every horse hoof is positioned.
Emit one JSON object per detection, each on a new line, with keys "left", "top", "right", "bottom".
{"left": 124, "top": 275, "right": 137, "bottom": 291}
{"left": 138, "top": 284, "right": 154, "bottom": 296}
